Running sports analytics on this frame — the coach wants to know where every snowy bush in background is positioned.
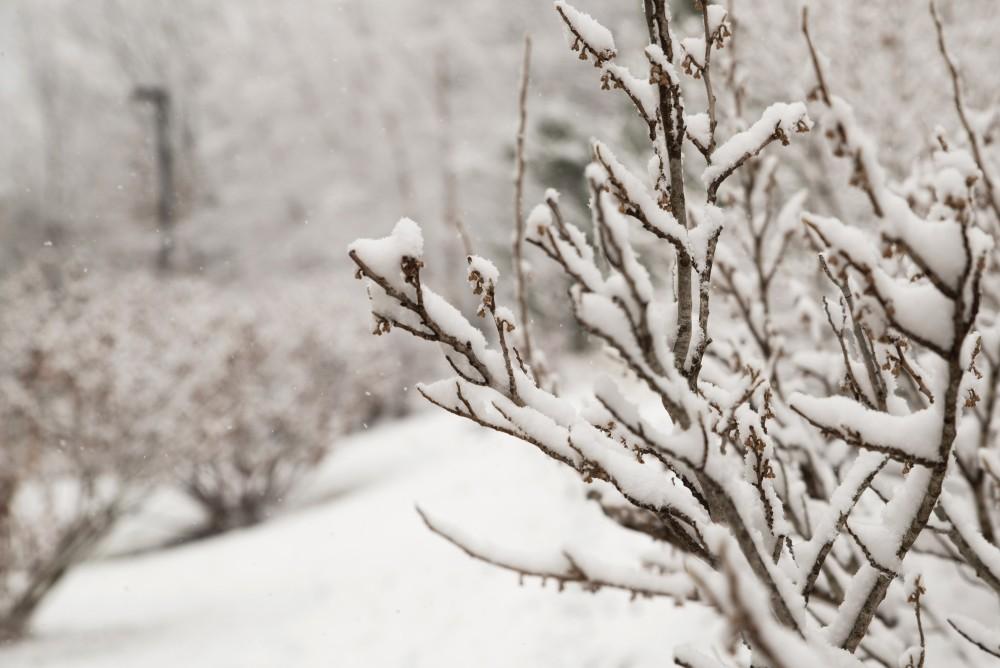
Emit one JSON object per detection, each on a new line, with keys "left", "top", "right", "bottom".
{"left": 0, "top": 264, "right": 411, "bottom": 639}
{"left": 0, "top": 263, "right": 169, "bottom": 641}
{"left": 351, "top": 1, "right": 1000, "bottom": 665}
{"left": 169, "top": 282, "right": 410, "bottom": 536}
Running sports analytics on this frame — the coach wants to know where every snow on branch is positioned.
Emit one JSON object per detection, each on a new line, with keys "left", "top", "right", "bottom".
{"left": 792, "top": 58, "right": 992, "bottom": 646}
{"left": 938, "top": 492, "right": 1000, "bottom": 597}
{"left": 795, "top": 451, "right": 888, "bottom": 598}
{"left": 416, "top": 506, "right": 696, "bottom": 601}
{"left": 702, "top": 102, "right": 812, "bottom": 203}
{"left": 592, "top": 141, "right": 688, "bottom": 251}
{"left": 569, "top": 422, "right": 710, "bottom": 529}
{"left": 554, "top": 1, "right": 616, "bottom": 65}
{"left": 802, "top": 212, "right": 988, "bottom": 357}
{"left": 671, "top": 647, "right": 733, "bottom": 668}
{"left": 947, "top": 615, "right": 1000, "bottom": 660}
{"left": 679, "top": 37, "right": 706, "bottom": 77}
{"left": 704, "top": 5, "right": 730, "bottom": 47}
{"left": 788, "top": 394, "right": 943, "bottom": 467}
{"left": 687, "top": 535, "right": 867, "bottom": 668}
{"left": 802, "top": 4, "right": 998, "bottom": 287}
{"left": 600, "top": 63, "right": 659, "bottom": 135}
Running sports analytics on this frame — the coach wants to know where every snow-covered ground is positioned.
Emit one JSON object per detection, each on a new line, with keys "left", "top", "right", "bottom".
{"left": 0, "top": 412, "right": 718, "bottom": 668}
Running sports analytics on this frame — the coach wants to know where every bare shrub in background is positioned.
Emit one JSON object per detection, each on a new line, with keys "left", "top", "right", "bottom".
{"left": 0, "top": 267, "right": 409, "bottom": 640}
{"left": 171, "top": 286, "right": 404, "bottom": 536}
{"left": 351, "top": 1, "right": 1000, "bottom": 665}
{"left": 0, "top": 264, "right": 169, "bottom": 641}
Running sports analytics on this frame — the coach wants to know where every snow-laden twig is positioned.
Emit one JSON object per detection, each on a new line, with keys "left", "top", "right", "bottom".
{"left": 416, "top": 506, "right": 696, "bottom": 601}
{"left": 947, "top": 615, "right": 1000, "bottom": 659}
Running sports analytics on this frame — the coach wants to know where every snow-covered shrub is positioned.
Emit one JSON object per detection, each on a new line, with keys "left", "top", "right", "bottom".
{"left": 168, "top": 283, "right": 404, "bottom": 535}
{"left": 351, "top": 1, "right": 1000, "bottom": 665}
{"left": 0, "top": 264, "right": 409, "bottom": 639}
{"left": 0, "top": 264, "right": 171, "bottom": 641}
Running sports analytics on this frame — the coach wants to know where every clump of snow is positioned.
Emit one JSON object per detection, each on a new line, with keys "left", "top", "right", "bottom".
{"left": 933, "top": 147, "right": 980, "bottom": 188}
{"left": 932, "top": 167, "right": 968, "bottom": 206}
{"left": 526, "top": 203, "right": 553, "bottom": 243}
{"left": 679, "top": 37, "right": 706, "bottom": 74}
{"left": 554, "top": 1, "right": 616, "bottom": 61}
{"left": 870, "top": 272, "right": 955, "bottom": 351}
{"left": 467, "top": 254, "right": 499, "bottom": 288}
{"left": 493, "top": 305, "right": 516, "bottom": 327}
{"left": 802, "top": 213, "right": 880, "bottom": 268}
{"left": 705, "top": 5, "right": 729, "bottom": 37}
{"left": 686, "top": 112, "right": 711, "bottom": 147}
{"left": 348, "top": 217, "right": 424, "bottom": 290}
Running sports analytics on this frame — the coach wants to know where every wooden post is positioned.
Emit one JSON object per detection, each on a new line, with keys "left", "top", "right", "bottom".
{"left": 132, "top": 86, "right": 176, "bottom": 272}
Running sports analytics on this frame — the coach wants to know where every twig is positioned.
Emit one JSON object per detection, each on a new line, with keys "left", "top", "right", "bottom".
{"left": 512, "top": 34, "right": 539, "bottom": 378}
{"left": 435, "top": 50, "right": 473, "bottom": 257}
{"left": 699, "top": 1, "right": 719, "bottom": 156}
